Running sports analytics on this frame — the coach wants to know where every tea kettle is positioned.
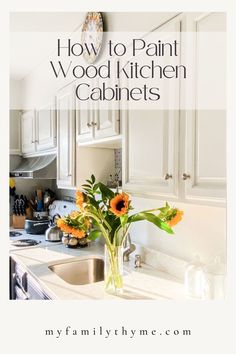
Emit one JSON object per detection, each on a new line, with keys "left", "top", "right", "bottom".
{"left": 45, "top": 214, "right": 63, "bottom": 242}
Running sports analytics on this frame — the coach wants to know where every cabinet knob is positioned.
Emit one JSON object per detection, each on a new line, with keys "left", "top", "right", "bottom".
{"left": 91, "top": 122, "right": 97, "bottom": 126}
{"left": 67, "top": 174, "right": 72, "bottom": 177}
{"left": 182, "top": 173, "right": 191, "bottom": 180}
{"left": 164, "top": 173, "right": 172, "bottom": 180}
{"left": 87, "top": 122, "right": 92, "bottom": 128}
{"left": 31, "top": 140, "right": 35, "bottom": 143}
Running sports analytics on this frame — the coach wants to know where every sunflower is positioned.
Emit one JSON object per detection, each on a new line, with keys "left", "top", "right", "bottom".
{"left": 70, "top": 211, "right": 80, "bottom": 219}
{"left": 167, "top": 210, "right": 184, "bottom": 227}
{"left": 70, "top": 229, "right": 86, "bottom": 239}
{"left": 76, "top": 191, "right": 84, "bottom": 209}
{"left": 110, "top": 193, "right": 129, "bottom": 217}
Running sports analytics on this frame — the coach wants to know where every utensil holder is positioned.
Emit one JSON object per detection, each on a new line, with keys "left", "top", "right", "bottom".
{"left": 12, "top": 215, "right": 26, "bottom": 229}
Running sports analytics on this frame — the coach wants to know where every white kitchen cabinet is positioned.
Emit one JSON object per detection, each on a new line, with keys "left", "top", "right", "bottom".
{"left": 21, "top": 104, "right": 57, "bottom": 156}
{"left": 10, "top": 110, "right": 21, "bottom": 155}
{"left": 56, "top": 84, "right": 76, "bottom": 188}
{"left": 180, "top": 13, "right": 226, "bottom": 204}
{"left": 123, "top": 109, "right": 179, "bottom": 199}
{"left": 36, "top": 102, "right": 57, "bottom": 151}
{"left": 123, "top": 12, "right": 226, "bottom": 205}
{"left": 76, "top": 106, "right": 120, "bottom": 144}
{"left": 21, "top": 110, "right": 36, "bottom": 154}
{"left": 182, "top": 110, "right": 226, "bottom": 203}
{"left": 76, "top": 74, "right": 120, "bottom": 145}
{"left": 76, "top": 86, "right": 93, "bottom": 143}
{"left": 122, "top": 17, "right": 180, "bottom": 199}
{"left": 94, "top": 109, "right": 120, "bottom": 140}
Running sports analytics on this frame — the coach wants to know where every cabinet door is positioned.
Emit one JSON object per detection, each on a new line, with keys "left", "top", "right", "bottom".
{"left": 76, "top": 84, "right": 93, "bottom": 143}
{"left": 94, "top": 74, "right": 120, "bottom": 140}
{"left": 21, "top": 110, "right": 36, "bottom": 154}
{"left": 123, "top": 109, "right": 179, "bottom": 198}
{"left": 10, "top": 110, "right": 21, "bottom": 155}
{"left": 36, "top": 102, "right": 56, "bottom": 151}
{"left": 182, "top": 13, "right": 226, "bottom": 204}
{"left": 183, "top": 110, "right": 226, "bottom": 203}
{"left": 56, "top": 85, "right": 76, "bottom": 188}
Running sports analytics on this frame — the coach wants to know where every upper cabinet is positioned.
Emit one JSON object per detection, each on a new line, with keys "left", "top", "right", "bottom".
{"left": 183, "top": 110, "right": 226, "bottom": 203}
{"left": 36, "top": 102, "right": 57, "bottom": 151}
{"left": 21, "top": 110, "right": 36, "bottom": 155}
{"left": 181, "top": 13, "right": 226, "bottom": 204}
{"left": 123, "top": 109, "right": 179, "bottom": 199}
{"left": 76, "top": 75, "right": 120, "bottom": 146}
{"left": 10, "top": 110, "right": 21, "bottom": 155}
{"left": 56, "top": 84, "right": 76, "bottom": 189}
{"left": 21, "top": 102, "right": 57, "bottom": 156}
{"left": 77, "top": 107, "right": 120, "bottom": 144}
{"left": 123, "top": 13, "right": 226, "bottom": 205}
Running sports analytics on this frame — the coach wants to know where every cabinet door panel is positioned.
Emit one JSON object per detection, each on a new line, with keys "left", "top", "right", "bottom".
{"left": 123, "top": 109, "right": 179, "bottom": 198}
{"left": 21, "top": 110, "right": 35, "bottom": 154}
{"left": 184, "top": 110, "right": 226, "bottom": 201}
{"left": 94, "top": 109, "right": 120, "bottom": 139}
{"left": 36, "top": 103, "right": 56, "bottom": 151}
{"left": 56, "top": 86, "right": 75, "bottom": 188}
{"left": 76, "top": 85, "right": 93, "bottom": 142}
{"left": 182, "top": 13, "right": 226, "bottom": 203}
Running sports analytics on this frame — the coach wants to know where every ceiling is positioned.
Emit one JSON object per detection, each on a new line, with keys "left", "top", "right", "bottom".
{"left": 10, "top": 12, "right": 86, "bottom": 80}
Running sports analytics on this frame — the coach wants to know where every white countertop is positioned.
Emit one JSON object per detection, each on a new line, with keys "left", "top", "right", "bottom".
{"left": 9, "top": 237, "right": 185, "bottom": 300}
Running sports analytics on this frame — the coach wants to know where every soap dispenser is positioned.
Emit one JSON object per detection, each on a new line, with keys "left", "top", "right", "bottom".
{"left": 184, "top": 255, "right": 204, "bottom": 299}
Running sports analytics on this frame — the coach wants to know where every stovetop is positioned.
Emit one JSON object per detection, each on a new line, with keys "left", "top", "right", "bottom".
{"left": 10, "top": 200, "right": 76, "bottom": 250}
{"left": 9, "top": 229, "right": 57, "bottom": 250}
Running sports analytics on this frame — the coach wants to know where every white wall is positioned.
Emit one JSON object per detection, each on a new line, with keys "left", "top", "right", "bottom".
{"left": 129, "top": 196, "right": 226, "bottom": 264}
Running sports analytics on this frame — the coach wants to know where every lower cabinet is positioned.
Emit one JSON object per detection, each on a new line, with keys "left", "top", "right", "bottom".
{"left": 10, "top": 257, "right": 52, "bottom": 300}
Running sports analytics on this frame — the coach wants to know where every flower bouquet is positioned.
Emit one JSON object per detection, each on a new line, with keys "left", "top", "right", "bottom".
{"left": 57, "top": 175, "right": 183, "bottom": 294}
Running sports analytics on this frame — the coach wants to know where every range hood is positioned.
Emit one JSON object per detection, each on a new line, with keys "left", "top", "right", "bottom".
{"left": 10, "top": 154, "right": 56, "bottom": 179}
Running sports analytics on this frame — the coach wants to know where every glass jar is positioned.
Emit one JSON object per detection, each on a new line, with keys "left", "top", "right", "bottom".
{"left": 104, "top": 244, "right": 123, "bottom": 295}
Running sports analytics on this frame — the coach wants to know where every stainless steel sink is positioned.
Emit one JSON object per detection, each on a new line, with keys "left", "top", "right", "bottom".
{"left": 48, "top": 257, "right": 104, "bottom": 285}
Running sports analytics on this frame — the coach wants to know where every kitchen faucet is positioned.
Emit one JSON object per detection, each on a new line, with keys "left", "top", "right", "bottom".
{"left": 123, "top": 233, "right": 136, "bottom": 262}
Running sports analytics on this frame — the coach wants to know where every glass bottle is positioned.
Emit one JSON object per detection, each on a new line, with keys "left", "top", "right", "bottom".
{"left": 184, "top": 255, "right": 204, "bottom": 299}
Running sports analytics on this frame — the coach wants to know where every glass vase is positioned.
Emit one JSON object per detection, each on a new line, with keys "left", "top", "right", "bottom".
{"left": 104, "top": 244, "right": 123, "bottom": 295}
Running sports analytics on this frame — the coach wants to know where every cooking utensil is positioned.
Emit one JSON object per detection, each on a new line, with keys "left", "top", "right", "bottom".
{"left": 24, "top": 217, "right": 50, "bottom": 234}
{"left": 33, "top": 211, "right": 49, "bottom": 219}
{"left": 45, "top": 214, "right": 62, "bottom": 242}
{"left": 36, "top": 189, "right": 43, "bottom": 211}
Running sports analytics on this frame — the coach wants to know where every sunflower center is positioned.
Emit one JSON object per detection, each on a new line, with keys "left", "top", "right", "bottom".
{"left": 116, "top": 200, "right": 125, "bottom": 211}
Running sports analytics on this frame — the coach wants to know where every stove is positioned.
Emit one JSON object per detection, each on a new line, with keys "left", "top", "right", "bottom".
{"left": 10, "top": 200, "right": 76, "bottom": 249}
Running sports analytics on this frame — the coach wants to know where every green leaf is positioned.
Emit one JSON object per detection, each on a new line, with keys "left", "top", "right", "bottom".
{"left": 85, "top": 179, "right": 92, "bottom": 185}
{"left": 82, "top": 184, "right": 93, "bottom": 188}
{"left": 91, "top": 174, "right": 96, "bottom": 184}
{"left": 88, "top": 229, "right": 102, "bottom": 241}
{"left": 120, "top": 214, "right": 128, "bottom": 227}
{"left": 128, "top": 212, "right": 174, "bottom": 234}
{"left": 98, "top": 182, "right": 115, "bottom": 199}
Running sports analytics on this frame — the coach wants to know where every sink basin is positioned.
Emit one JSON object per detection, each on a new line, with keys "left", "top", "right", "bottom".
{"left": 48, "top": 257, "right": 104, "bottom": 285}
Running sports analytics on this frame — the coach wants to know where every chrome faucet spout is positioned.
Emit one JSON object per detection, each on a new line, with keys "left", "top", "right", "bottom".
{"left": 123, "top": 233, "right": 136, "bottom": 262}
